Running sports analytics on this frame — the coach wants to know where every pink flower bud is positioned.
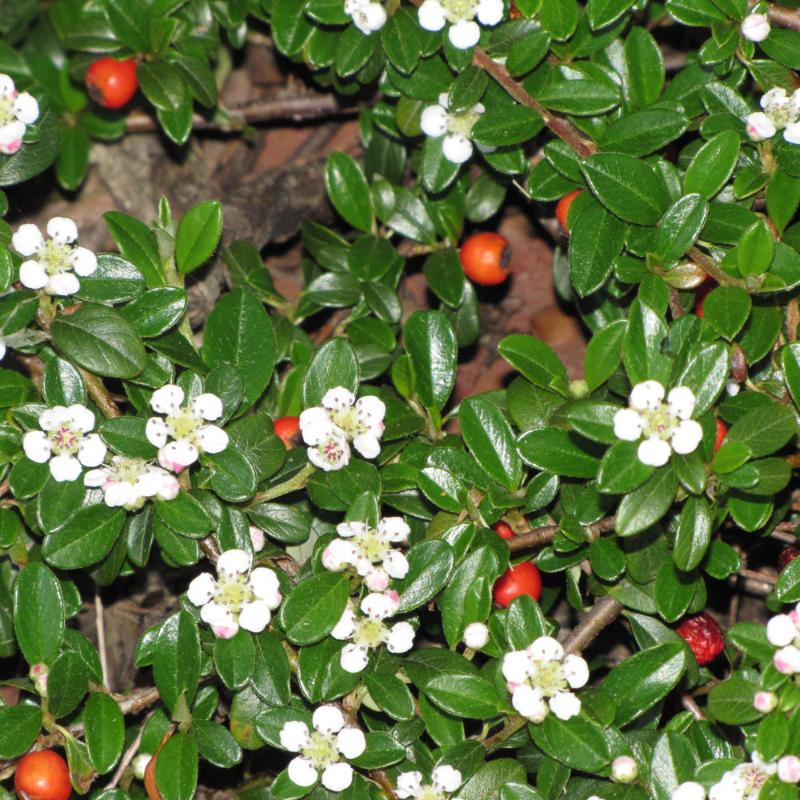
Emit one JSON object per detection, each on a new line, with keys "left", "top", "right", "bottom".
{"left": 612, "top": 755, "right": 639, "bottom": 784}
{"left": 754, "top": 690, "right": 778, "bottom": 713}
{"left": 778, "top": 755, "right": 800, "bottom": 784}
{"left": 741, "top": 13, "right": 770, "bottom": 42}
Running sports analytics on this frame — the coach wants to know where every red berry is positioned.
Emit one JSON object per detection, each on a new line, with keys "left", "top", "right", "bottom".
{"left": 15, "top": 751, "right": 71, "bottom": 800}
{"left": 555, "top": 189, "right": 583, "bottom": 233}
{"left": 85, "top": 58, "right": 138, "bottom": 109}
{"left": 779, "top": 546, "right": 800, "bottom": 572}
{"left": 493, "top": 561, "right": 542, "bottom": 607}
{"left": 714, "top": 419, "right": 727, "bottom": 454}
{"left": 493, "top": 522, "right": 515, "bottom": 541}
{"left": 459, "top": 233, "right": 510, "bottom": 286}
{"left": 676, "top": 612, "right": 724, "bottom": 666}
{"left": 273, "top": 416, "right": 301, "bottom": 449}
{"left": 694, "top": 278, "right": 716, "bottom": 318}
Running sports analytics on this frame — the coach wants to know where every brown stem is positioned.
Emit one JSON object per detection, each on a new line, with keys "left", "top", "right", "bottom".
{"left": 563, "top": 595, "right": 624, "bottom": 655}
{"left": 688, "top": 247, "right": 748, "bottom": 289}
{"left": 472, "top": 48, "right": 596, "bottom": 158}
{"left": 80, "top": 369, "right": 122, "bottom": 418}
{"left": 768, "top": 5, "right": 800, "bottom": 31}
{"left": 508, "top": 516, "right": 615, "bottom": 553}
{"left": 369, "top": 770, "right": 398, "bottom": 800}
{"left": 125, "top": 94, "right": 355, "bottom": 134}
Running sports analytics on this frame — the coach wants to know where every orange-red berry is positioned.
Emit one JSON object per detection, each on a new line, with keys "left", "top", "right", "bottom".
{"left": 493, "top": 521, "right": 516, "bottom": 541}
{"left": 459, "top": 232, "right": 510, "bottom": 286}
{"left": 85, "top": 58, "right": 138, "bottom": 109}
{"left": 15, "top": 751, "right": 71, "bottom": 800}
{"left": 555, "top": 189, "right": 583, "bottom": 233}
{"left": 714, "top": 419, "right": 727, "bottom": 454}
{"left": 493, "top": 561, "right": 542, "bottom": 607}
{"left": 273, "top": 416, "right": 301, "bottom": 449}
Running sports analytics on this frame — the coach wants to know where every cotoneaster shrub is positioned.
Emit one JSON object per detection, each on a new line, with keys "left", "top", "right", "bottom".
{"left": 0, "top": 2, "right": 799, "bottom": 800}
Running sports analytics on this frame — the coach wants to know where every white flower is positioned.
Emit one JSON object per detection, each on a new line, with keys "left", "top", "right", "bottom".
{"left": 741, "top": 13, "right": 770, "bottom": 41}
{"left": 463, "top": 622, "right": 489, "bottom": 649}
{"left": 146, "top": 385, "right": 228, "bottom": 472}
{"left": 23, "top": 404, "right": 107, "bottom": 482}
{"left": 395, "top": 765, "right": 463, "bottom": 799}
{"left": 344, "top": 0, "right": 387, "bottom": 33}
{"left": 613, "top": 381, "right": 703, "bottom": 467}
{"left": 672, "top": 783, "right": 707, "bottom": 800}
{"left": 417, "top": 0, "right": 504, "bottom": 49}
{"left": 502, "top": 636, "right": 589, "bottom": 724}
{"left": 746, "top": 88, "right": 800, "bottom": 144}
{"left": 186, "top": 549, "right": 281, "bottom": 639}
{"left": 766, "top": 612, "right": 797, "bottom": 646}
{"left": 778, "top": 756, "right": 800, "bottom": 784}
{"left": 84, "top": 456, "right": 179, "bottom": 510}
{"left": 0, "top": 74, "right": 38, "bottom": 155}
{"left": 708, "top": 754, "right": 776, "bottom": 800}
{"left": 322, "top": 516, "right": 410, "bottom": 590}
{"left": 753, "top": 690, "right": 778, "bottom": 713}
{"left": 279, "top": 705, "right": 366, "bottom": 792}
{"left": 612, "top": 756, "right": 639, "bottom": 784}
{"left": 420, "top": 93, "right": 485, "bottom": 165}
{"left": 330, "top": 590, "right": 415, "bottom": 673}
{"left": 12, "top": 217, "right": 97, "bottom": 296}
{"left": 299, "top": 387, "right": 385, "bottom": 471}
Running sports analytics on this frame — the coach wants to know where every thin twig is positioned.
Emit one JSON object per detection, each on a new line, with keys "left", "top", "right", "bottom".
{"left": 108, "top": 711, "right": 153, "bottom": 789}
{"left": 769, "top": 4, "right": 800, "bottom": 31}
{"left": 681, "top": 694, "right": 706, "bottom": 721}
{"left": 81, "top": 369, "right": 122, "bottom": 418}
{"left": 472, "top": 48, "right": 596, "bottom": 158}
{"left": 688, "top": 246, "right": 748, "bottom": 289}
{"left": 369, "top": 770, "right": 398, "bottom": 800}
{"left": 563, "top": 595, "right": 624, "bottom": 655}
{"left": 95, "top": 591, "right": 109, "bottom": 690}
{"left": 508, "top": 516, "right": 615, "bottom": 553}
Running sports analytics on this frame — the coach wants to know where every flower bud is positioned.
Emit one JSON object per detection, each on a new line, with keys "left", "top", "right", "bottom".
{"left": 29, "top": 663, "right": 48, "bottom": 696}
{"left": 753, "top": 690, "right": 778, "bottom": 713}
{"left": 132, "top": 754, "right": 152, "bottom": 780}
{"left": 778, "top": 755, "right": 800, "bottom": 784}
{"left": 612, "top": 755, "right": 639, "bottom": 784}
{"left": 463, "top": 622, "right": 489, "bottom": 649}
{"left": 672, "top": 782, "right": 706, "bottom": 800}
{"left": 741, "top": 13, "right": 770, "bottom": 42}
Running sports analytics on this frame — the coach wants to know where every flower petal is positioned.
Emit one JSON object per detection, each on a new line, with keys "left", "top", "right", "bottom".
{"left": 196, "top": 424, "right": 228, "bottom": 454}
{"left": 320, "top": 763, "right": 353, "bottom": 793}
{"left": 47, "top": 272, "right": 80, "bottom": 296}
{"left": 217, "top": 548, "right": 252, "bottom": 576}
{"left": 69, "top": 247, "right": 98, "bottom": 277}
{"left": 49, "top": 453, "right": 82, "bottom": 482}
{"left": 78, "top": 433, "right": 107, "bottom": 467}
{"left": 150, "top": 384, "right": 184, "bottom": 415}
{"left": 238, "top": 600, "right": 271, "bottom": 633}
{"left": 312, "top": 704, "right": 346, "bottom": 735}
{"left": 187, "top": 572, "right": 217, "bottom": 606}
{"left": 12, "top": 224, "right": 44, "bottom": 256}
{"left": 47, "top": 217, "right": 78, "bottom": 244}
{"left": 18, "top": 260, "right": 48, "bottom": 290}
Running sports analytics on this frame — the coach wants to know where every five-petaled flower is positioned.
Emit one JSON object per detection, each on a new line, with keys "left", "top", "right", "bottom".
{"left": 418, "top": 0, "right": 504, "bottom": 49}
{"left": 23, "top": 404, "right": 107, "bottom": 482}
{"left": 12, "top": 217, "right": 97, "bottom": 296}
{"left": 344, "top": 0, "right": 387, "bottom": 34}
{"left": 766, "top": 603, "right": 800, "bottom": 674}
{"left": 279, "top": 705, "right": 366, "bottom": 792}
{"left": 0, "top": 73, "right": 38, "bottom": 155}
{"left": 745, "top": 87, "right": 800, "bottom": 144}
{"left": 330, "top": 590, "right": 415, "bottom": 673}
{"left": 396, "top": 765, "right": 464, "bottom": 800}
{"left": 146, "top": 384, "right": 228, "bottom": 472}
{"left": 322, "top": 516, "right": 410, "bottom": 591}
{"left": 502, "top": 635, "right": 589, "bottom": 723}
{"left": 420, "top": 93, "right": 486, "bottom": 164}
{"left": 299, "top": 387, "right": 385, "bottom": 472}
{"left": 673, "top": 755, "right": 778, "bottom": 800}
{"left": 84, "top": 456, "right": 179, "bottom": 510}
{"left": 187, "top": 549, "right": 282, "bottom": 639}
{"left": 613, "top": 380, "right": 703, "bottom": 467}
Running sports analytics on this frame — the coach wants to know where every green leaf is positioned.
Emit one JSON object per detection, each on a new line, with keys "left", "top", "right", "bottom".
{"left": 708, "top": 678, "right": 761, "bottom": 724}
{"left": 615, "top": 466, "right": 679, "bottom": 537}
{"left": 727, "top": 404, "right": 796, "bottom": 457}
{"left": 603, "top": 642, "right": 687, "bottom": 725}
{"left": 518, "top": 428, "right": 600, "bottom": 478}
{"left": 84, "top": 692, "right": 124, "bottom": 774}
{"left": 530, "top": 714, "right": 610, "bottom": 772}
{"left": 674, "top": 496, "right": 714, "bottom": 571}
{"left": 76, "top": 253, "right": 146, "bottom": 304}
{"left": 155, "top": 733, "right": 198, "bottom": 800}
{"left": 673, "top": 342, "right": 729, "bottom": 417}
{"left": 36, "top": 475, "right": 86, "bottom": 535}
{"left": 278, "top": 572, "right": 349, "bottom": 646}
{"left": 404, "top": 311, "right": 457, "bottom": 413}
{"left": 588, "top": 0, "right": 636, "bottom": 29}
{"left": 250, "top": 631, "right": 292, "bottom": 706}
{"left": 364, "top": 672, "right": 415, "bottom": 721}
{"left": 738, "top": 219, "right": 774, "bottom": 277}
{"left": 396, "top": 539, "right": 454, "bottom": 613}
{"left": 13, "top": 563, "right": 64, "bottom": 664}
{"left": 207, "top": 448, "right": 258, "bottom": 503}
{"left": 623, "top": 299, "right": 670, "bottom": 385}
{"left": 202, "top": 289, "right": 276, "bottom": 411}
{"left": 625, "top": 27, "right": 665, "bottom": 108}
{"left": 99, "top": 416, "right": 157, "bottom": 459}
{"left": 193, "top": 721, "right": 242, "bottom": 769}
{"left": 569, "top": 200, "right": 626, "bottom": 296}
{"left": 461, "top": 761, "right": 527, "bottom": 800}
{"left": 584, "top": 319, "right": 626, "bottom": 391}
{"left": 597, "top": 440, "right": 654, "bottom": 494}
{"left": 498, "top": 334, "right": 569, "bottom": 396}
{"left": 423, "top": 248, "right": 466, "bottom": 308}
{"left": 325, "top": 152, "right": 374, "bottom": 234}
{"left": 539, "top": 0, "right": 579, "bottom": 39}
{"left": 42, "top": 357, "right": 86, "bottom": 406}
{"left": 0, "top": 110, "right": 60, "bottom": 188}
{"left": 214, "top": 631, "right": 254, "bottom": 691}
{"left": 56, "top": 125, "right": 89, "bottom": 191}
{"left": 153, "top": 611, "right": 201, "bottom": 713}
{"left": 155, "top": 493, "right": 213, "bottom": 537}
{"left": 51, "top": 304, "right": 146, "bottom": 379}
{"left": 459, "top": 396, "right": 522, "bottom": 490}
{"left": 121, "top": 288, "right": 187, "bottom": 338}
{"left": 472, "top": 105, "right": 543, "bottom": 147}
{"left": 176, "top": 201, "right": 222, "bottom": 274}
{"left": 580, "top": 152, "right": 670, "bottom": 224}
{"left": 381, "top": 7, "right": 422, "bottom": 73}
{"left": 683, "top": 130, "right": 740, "bottom": 199}
{"left": 302, "top": 338, "right": 360, "bottom": 408}
{"left": 425, "top": 673, "right": 503, "bottom": 719}
{"left": 656, "top": 194, "right": 709, "bottom": 262}
{"left": 0, "top": 706, "right": 42, "bottom": 758}
{"left": 701, "top": 287, "right": 751, "bottom": 340}
{"left": 43, "top": 505, "right": 124, "bottom": 569}
{"left": 104, "top": 212, "right": 165, "bottom": 288}
{"left": 137, "top": 60, "right": 187, "bottom": 112}
{"left": 103, "top": 0, "right": 151, "bottom": 51}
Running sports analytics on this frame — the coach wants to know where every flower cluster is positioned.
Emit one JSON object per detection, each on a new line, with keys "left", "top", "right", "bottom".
{"left": 146, "top": 384, "right": 228, "bottom": 472}
{"left": 421, "top": 93, "right": 486, "bottom": 165}
{"left": 344, "top": 0, "right": 386, "bottom": 34}
{"left": 673, "top": 753, "right": 781, "bottom": 800}
{"left": 23, "top": 404, "right": 107, "bottom": 482}
{"left": 766, "top": 604, "right": 800, "bottom": 673}
{"left": 299, "top": 387, "right": 385, "bottom": 471}
{"left": 418, "top": 0, "right": 504, "bottom": 49}
{"left": 322, "top": 516, "right": 410, "bottom": 590}
{"left": 12, "top": 217, "right": 97, "bottom": 296}
{"left": 502, "top": 636, "right": 589, "bottom": 723}
{"left": 187, "top": 549, "right": 282, "bottom": 639}
{"left": 0, "top": 73, "right": 38, "bottom": 155}
{"left": 330, "top": 590, "right": 415, "bottom": 673}
{"left": 395, "top": 765, "right": 463, "bottom": 799}
{"left": 746, "top": 88, "right": 800, "bottom": 145}
{"left": 613, "top": 380, "right": 703, "bottom": 467}
{"left": 279, "top": 705, "right": 366, "bottom": 792}
{"left": 84, "top": 457, "right": 179, "bottom": 511}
